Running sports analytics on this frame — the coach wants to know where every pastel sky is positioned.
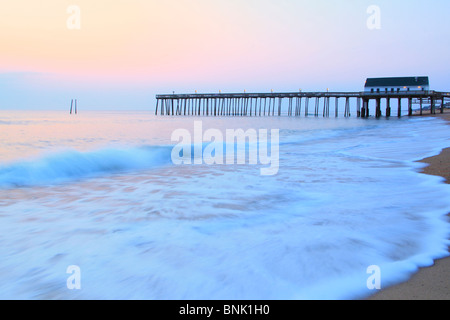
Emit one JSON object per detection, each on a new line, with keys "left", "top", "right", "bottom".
{"left": 1, "top": 0, "right": 450, "bottom": 110}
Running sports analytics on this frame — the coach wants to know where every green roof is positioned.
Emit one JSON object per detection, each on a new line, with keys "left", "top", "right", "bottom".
{"left": 365, "top": 77, "right": 429, "bottom": 88}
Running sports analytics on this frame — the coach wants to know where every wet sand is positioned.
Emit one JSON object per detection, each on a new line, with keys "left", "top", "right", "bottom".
{"left": 368, "top": 110, "right": 450, "bottom": 300}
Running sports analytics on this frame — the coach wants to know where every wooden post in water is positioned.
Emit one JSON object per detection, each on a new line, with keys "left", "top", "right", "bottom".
{"left": 367, "top": 99, "right": 370, "bottom": 118}
{"left": 250, "top": 98, "right": 258, "bottom": 116}
{"left": 386, "top": 98, "right": 391, "bottom": 117}
{"left": 345, "top": 97, "right": 350, "bottom": 117}
{"left": 292, "top": 97, "right": 295, "bottom": 116}
{"left": 259, "top": 98, "right": 262, "bottom": 116}
{"left": 244, "top": 98, "right": 248, "bottom": 116}
{"left": 323, "top": 97, "right": 327, "bottom": 117}
{"left": 296, "top": 97, "right": 302, "bottom": 116}
{"left": 271, "top": 98, "right": 275, "bottom": 116}
{"left": 398, "top": 98, "right": 402, "bottom": 117}
{"left": 375, "top": 98, "right": 381, "bottom": 118}
{"left": 231, "top": 98, "right": 234, "bottom": 116}
{"left": 241, "top": 97, "right": 244, "bottom": 116}
{"left": 299, "top": 97, "right": 302, "bottom": 116}
{"left": 278, "top": 98, "right": 282, "bottom": 116}
{"left": 322, "top": 97, "right": 327, "bottom": 117}
{"left": 314, "top": 97, "right": 319, "bottom": 117}
{"left": 326, "top": 97, "right": 330, "bottom": 117}
{"left": 360, "top": 99, "right": 365, "bottom": 118}
{"left": 263, "top": 98, "right": 267, "bottom": 116}
{"left": 335, "top": 98, "right": 339, "bottom": 117}
{"left": 408, "top": 97, "right": 413, "bottom": 116}
{"left": 441, "top": 98, "right": 445, "bottom": 114}
{"left": 357, "top": 98, "right": 361, "bottom": 117}
{"left": 305, "top": 97, "right": 309, "bottom": 117}
{"left": 288, "top": 97, "right": 293, "bottom": 116}
{"left": 364, "top": 99, "right": 370, "bottom": 118}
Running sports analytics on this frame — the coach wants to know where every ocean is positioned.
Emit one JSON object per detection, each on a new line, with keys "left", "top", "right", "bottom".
{"left": 0, "top": 110, "right": 449, "bottom": 300}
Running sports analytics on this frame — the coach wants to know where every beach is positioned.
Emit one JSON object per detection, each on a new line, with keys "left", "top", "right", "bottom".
{"left": 369, "top": 110, "right": 450, "bottom": 300}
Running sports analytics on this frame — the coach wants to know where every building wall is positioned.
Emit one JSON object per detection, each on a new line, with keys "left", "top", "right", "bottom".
{"left": 364, "top": 85, "right": 430, "bottom": 93}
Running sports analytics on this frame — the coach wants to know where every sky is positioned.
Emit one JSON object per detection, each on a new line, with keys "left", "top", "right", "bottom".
{"left": 1, "top": 0, "right": 450, "bottom": 110}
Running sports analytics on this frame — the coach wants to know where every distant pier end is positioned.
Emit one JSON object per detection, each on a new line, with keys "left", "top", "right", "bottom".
{"left": 155, "top": 77, "right": 450, "bottom": 118}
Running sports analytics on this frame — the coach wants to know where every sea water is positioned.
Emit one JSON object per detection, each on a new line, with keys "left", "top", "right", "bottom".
{"left": 0, "top": 110, "right": 448, "bottom": 300}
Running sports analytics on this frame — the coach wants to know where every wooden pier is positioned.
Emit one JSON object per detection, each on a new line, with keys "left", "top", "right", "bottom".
{"left": 155, "top": 91, "right": 450, "bottom": 118}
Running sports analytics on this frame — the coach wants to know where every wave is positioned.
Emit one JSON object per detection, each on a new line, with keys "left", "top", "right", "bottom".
{"left": 0, "top": 146, "right": 173, "bottom": 188}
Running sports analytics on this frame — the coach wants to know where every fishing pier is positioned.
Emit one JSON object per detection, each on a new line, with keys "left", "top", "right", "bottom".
{"left": 155, "top": 90, "right": 450, "bottom": 118}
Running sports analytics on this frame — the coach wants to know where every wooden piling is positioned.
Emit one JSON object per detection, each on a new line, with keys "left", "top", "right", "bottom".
{"left": 335, "top": 98, "right": 339, "bottom": 117}
{"left": 376, "top": 98, "right": 381, "bottom": 118}
{"left": 408, "top": 97, "right": 413, "bottom": 116}
{"left": 360, "top": 99, "right": 365, "bottom": 118}
{"left": 357, "top": 98, "right": 361, "bottom": 117}
{"left": 345, "top": 97, "right": 350, "bottom": 117}
{"left": 386, "top": 98, "right": 391, "bottom": 117}
{"left": 314, "top": 98, "right": 319, "bottom": 117}
{"left": 305, "top": 97, "right": 309, "bottom": 117}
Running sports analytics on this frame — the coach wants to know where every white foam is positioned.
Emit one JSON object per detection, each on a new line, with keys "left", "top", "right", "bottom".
{"left": 0, "top": 113, "right": 448, "bottom": 300}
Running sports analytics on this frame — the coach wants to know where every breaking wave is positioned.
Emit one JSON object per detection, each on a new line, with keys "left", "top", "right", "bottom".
{"left": 0, "top": 146, "right": 173, "bottom": 187}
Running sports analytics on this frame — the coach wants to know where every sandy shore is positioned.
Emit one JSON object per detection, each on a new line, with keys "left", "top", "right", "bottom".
{"left": 368, "top": 110, "right": 450, "bottom": 300}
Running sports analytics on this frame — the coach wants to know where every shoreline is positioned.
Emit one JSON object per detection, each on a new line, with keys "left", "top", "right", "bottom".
{"left": 368, "top": 110, "right": 450, "bottom": 300}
